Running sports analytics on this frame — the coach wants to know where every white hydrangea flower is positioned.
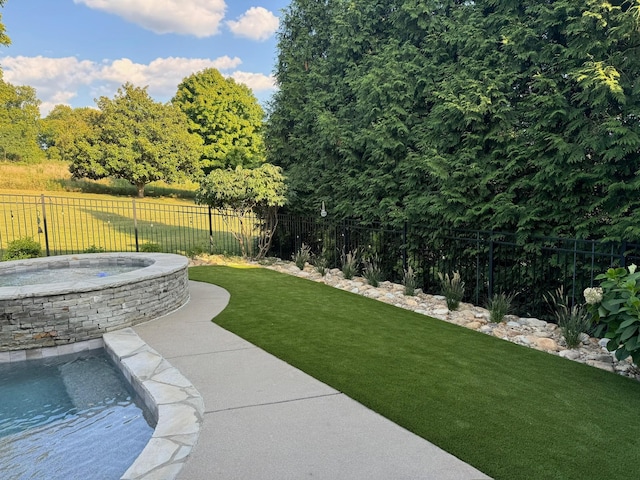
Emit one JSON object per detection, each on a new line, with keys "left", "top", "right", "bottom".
{"left": 629, "top": 264, "right": 637, "bottom": 274}
{"left": 584, "top": 287, "right": 603, "bottom": 305}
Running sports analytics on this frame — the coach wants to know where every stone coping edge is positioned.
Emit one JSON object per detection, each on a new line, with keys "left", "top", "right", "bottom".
{"left": 103, "top": 328, "right": 204, "bottom": 480}
{"left": 0, "top": 337, "right": 105, "bottom": 363}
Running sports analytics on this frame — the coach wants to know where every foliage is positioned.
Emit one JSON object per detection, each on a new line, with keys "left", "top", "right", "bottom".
{"left": 0, "top": 1, "right": 10, "bottom": 48}
{"left": 83, "top": 245, "right": 106, "bottom": 253}
{"left": 438, "top": 271, "right": 465, "bottom": 311}
{"left": 3, "top": 237, "right": 41, "bottom": 260}
{"left": 486, "top": 292, "right": 516, "bottom": 324}
{"left": 362, "top": 253, "right": 382, "bottom": 287}
{"left": 403, "top": 266, "right": 417, "bottom": 296}
{"left": 40, "top": 105, "right": 99, "bottom": 162}
{"left": 0, "top": 79, "right": 41, "bottom": 163}
{"left": 340, "top": 248, "right": 359, "bottom": 280}
{"left": 140, "top": 242, "right": 162, "bottom": 252}
{"left": 545, "top": 287, "right": 591, "bottom": 349}
{"left": 586, "top": 265, "right": 640, "bottom": 363}
{"left": 268, "top": 0, "right": 640, "bottom": 239}
{"left": 173, "top": 68, "right": 266, "bottom": 175}
{"left": 292, "top": 242, "right": 311, "bottom": 269}
{"left": 69, "top": 83, "right": 203, "bottom": 198}
{"left": 195, "top": 164, "right": 287, "bottom": 259}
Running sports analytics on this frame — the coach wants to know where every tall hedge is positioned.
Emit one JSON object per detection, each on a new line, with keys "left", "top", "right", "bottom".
{"left": 267, "top": 0, "right": 640, "bottom": 240}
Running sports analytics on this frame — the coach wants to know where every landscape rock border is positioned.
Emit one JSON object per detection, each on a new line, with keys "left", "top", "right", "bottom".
{"left": 260, "top": 260, "right": 639, "bottom": 381}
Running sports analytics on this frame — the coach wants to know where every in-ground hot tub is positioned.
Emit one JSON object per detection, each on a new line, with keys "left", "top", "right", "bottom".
{"left": 0, "top": 253, "right": 189, "bottom": 351}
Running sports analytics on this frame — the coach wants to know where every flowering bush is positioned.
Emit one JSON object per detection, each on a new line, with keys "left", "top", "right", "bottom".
{"left": 585, "top": 264, "right": 640, "bottom": 363}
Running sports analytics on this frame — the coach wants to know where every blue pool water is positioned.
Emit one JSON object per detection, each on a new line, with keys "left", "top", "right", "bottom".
{"left": 0, "top": 266, "right": 139, "bottom": 287}
{"left": 0, "top": 350, "right": 154, "bottom": 480}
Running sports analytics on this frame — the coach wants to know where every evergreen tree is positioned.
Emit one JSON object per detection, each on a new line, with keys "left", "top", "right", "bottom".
{"left": 267, "top": 0, "right": 640, "bottom": 239}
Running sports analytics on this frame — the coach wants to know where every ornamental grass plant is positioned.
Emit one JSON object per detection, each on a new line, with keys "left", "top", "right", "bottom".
{"left": 340, "top": 248, "right": 359, "bottom": 280}
{"left": 402, "top": 266, "right": 417, "bottom": 296}
{"left": 292, "top": 243, "right": 312, "bottom": 270}
{"left": 362, "top": 254, "right": 382, "bottom": 287}
{"left": 438, "top": 270, "right": 465, "bottom": 310}
{"left": 486, "top": 292, "right": 516, "bottom": 323}
{"left": 544, "top": 287, "right": 591, "bottom": 349}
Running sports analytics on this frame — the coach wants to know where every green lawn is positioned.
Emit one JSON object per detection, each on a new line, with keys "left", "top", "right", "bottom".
{"left": 189, "top": 265, "right": 640, "bottom": 480}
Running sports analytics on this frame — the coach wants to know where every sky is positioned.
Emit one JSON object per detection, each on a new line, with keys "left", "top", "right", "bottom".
{"left": 0, "top": 0, "right": 291, "bottom": 116}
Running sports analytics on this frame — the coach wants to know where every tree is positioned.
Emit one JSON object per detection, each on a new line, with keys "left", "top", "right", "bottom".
{"left": 195, "top": 164, "right": 287, "bottom": 259}
{"left": 0, "top": 78, "right": 41, "bottom": 162}
{"left": 70, "top": 83, "right": 203, "bottom": 197}
{"left": 267, "top": 0, "right": 640, "bottom": 240}
{"left": 0, "top": 0, "right": 10, "bottom": 48}
{"left": 40, "top": 105, "right": 99, "bottom": 161}
{"left": 173, "top": 68, "right": 266, "bottom": 174}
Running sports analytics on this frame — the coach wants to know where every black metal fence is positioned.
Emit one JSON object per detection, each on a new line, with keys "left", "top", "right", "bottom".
{"left": 3, "top": 193, "right": 639, "bottom": 319}
{"left": 0, "top": 194, "right": 246, "bottom": 257}
{"left": 271, "top": 215, "right": 640, "bottom": 319}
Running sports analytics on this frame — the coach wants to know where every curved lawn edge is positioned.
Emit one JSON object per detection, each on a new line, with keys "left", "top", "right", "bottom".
{"left": 189, "top": 266, "right": 640, "bottom": 480}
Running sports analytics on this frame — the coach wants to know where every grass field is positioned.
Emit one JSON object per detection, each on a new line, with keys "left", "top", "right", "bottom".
{"left": 0, "top": 161, "right": 253, "bottom": 257}
{"left": 189, "top": 265, "right": 640, "bottom": 480}
{"left": 0, "top": 160, "right": 199, "bottom": 198}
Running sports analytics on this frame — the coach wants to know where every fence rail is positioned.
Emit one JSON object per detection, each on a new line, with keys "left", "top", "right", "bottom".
{"left": 2, "top": 193, "right": 638, "bottom": 319}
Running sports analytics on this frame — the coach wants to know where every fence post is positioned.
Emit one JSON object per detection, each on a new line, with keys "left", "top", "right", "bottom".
{"left": 132, "top": 199, "right": 139, "bottom": 252}
{"left": 208, "top": 206, "right": 213, "bottom": 254}
{"left": 40, "top": 194, "right": 50, "bottom": 257}
{"left": 488, "top": 238, "right": 494, "bottom": 300}
{"left": 402, "top": 222, "right": 408, "bottom": 272}
{"left": 571, "top": 239, "right": 578, "bottom": 303}
{"left": 620, "top": 240, "right": 627, "bottom": 268}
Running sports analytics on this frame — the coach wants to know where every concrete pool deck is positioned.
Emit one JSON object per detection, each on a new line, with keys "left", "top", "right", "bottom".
{"left": 133, "top": 280, "right": 492, "bottom": 480}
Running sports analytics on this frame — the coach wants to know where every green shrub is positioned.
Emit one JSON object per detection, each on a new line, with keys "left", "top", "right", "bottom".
{"left": 403, "top": 266, "right": 417, "bottom": 296}
{"left": 3, "top": 237, "right": 41, "bottom": 261}
{"left": 340, "top": 248, "right": 359, "bottom": 280}
{"left": 186, "top": 245, "right": 209, "bottom": 258}
{"left": 140, "top": 242, "right": 162, "bottom": 252}
{"left": 292, "top": 243, "right": 312, "bottom": 270}
{"left": 585, "top": 264, "right": 640, "bottom": 362}
{"left": 362, "top": 254, "right": 382, "bottom": 287}
{"left": 486, "top": 292, "right": 516, "bottom": 323}
{"left": 83, "top": 245, "right": 106, "bottom": 253}
{"left": 545, "top": 287, "right": 591, "bottom": 349}
{"left": 438, "top": 271, "right": 465, "bottom": 311}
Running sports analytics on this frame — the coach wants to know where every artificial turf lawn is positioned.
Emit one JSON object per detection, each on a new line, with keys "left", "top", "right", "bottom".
{"left": 189, "top": 266, "right": 640, "bottom": 480}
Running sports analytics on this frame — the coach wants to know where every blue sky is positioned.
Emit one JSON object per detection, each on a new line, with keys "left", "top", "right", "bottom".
{"left": 0, "top": 0, "right": 290, "bottom": 115}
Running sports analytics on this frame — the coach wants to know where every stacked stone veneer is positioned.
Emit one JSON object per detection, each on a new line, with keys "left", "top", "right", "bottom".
{"left": 0, "top": 253, "right": 189, "bottom": 352}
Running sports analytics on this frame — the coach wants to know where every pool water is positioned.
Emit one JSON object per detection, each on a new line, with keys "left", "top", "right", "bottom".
{"left": 0, "top": 266, "right": 139, "bottom": 287}
{"left": 0, "top": 351, "right": 154, "bottom": 480}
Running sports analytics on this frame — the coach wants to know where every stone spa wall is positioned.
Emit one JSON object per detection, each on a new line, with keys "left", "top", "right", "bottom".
{"left": 0, "top": 253, "right": 189, "bottom": 351}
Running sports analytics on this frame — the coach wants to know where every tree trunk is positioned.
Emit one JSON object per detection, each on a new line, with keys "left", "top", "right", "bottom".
{"left": 136, "top": 183, "right": 145, "bottom": 198}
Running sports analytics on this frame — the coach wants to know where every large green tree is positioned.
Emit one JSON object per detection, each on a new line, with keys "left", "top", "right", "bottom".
{"left": 0, "top": 79, "right": 41, "bottom": 162}
{"left": 40, "top": 105, "right": 100, "bottom": 161}
{"left": 268, "top": 0, "right": 640, "bottom": 240}
{"left": 173, "top": 68, "right": 266, "bottom": 174}
{"left": 70, "top": 83, "right": 203, "bottom": 197}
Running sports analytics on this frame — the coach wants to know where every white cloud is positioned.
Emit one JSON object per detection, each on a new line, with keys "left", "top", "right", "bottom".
{"left": 98, "top": 56, "right": 243, "bottom": 98}
{"left": 227, "top": 7, "right": 279, "bottom": 41}
{"left": 0, "top": 55, "right": 274, "bottom": 116}
{"left": 74, "top": 0, "right": 226, "bottom": 37}
{"left": 231, "top": 71, "right": 276, "bottom": 91}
